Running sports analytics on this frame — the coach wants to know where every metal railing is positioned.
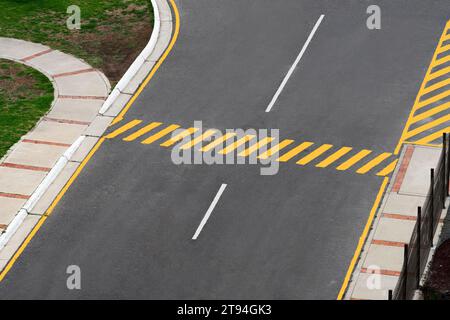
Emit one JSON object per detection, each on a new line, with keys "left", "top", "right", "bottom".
{"left": 391, "top": 133, "right": 449, "bottom": 300}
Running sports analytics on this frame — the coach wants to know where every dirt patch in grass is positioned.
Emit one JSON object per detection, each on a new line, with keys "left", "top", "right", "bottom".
{"left": 423, "top": 239, "right": 450, "bottom": 300}
{"left": 0, "top": 59, "right": 54, "bottom": 158}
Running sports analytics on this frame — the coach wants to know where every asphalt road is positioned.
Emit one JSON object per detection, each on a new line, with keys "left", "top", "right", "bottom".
{"left": 1, "top": 0, "right": 449, "bottom": 299}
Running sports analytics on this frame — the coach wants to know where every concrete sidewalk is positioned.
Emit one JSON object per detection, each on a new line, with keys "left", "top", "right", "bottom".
{"left": 346, "top": 144, "right": 448, "bottom": 300}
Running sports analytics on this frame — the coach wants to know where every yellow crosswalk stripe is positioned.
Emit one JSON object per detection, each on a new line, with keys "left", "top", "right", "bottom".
{"left": 376, "top": 159, "right": 398, "bottom": 177}
{"left": 200, "top": 133, "right": 236, "bottom": 152}
{"left": 257, "top": 139, "right": 295, "bottom": 160}
{"left": 410, "top": 101, "right": 450, "bottom": 124}
{"left": 437, "top": 44, "right": 450, "bottom": 54}
{"left": 238, "top": 137, "right": 274, "bottom": 157}
{"left": 296, "top": 144, "right": 333, "bottom": 165}
{"left": 412, "top": 126, "right": 450, "bottom": 145}
{"left": 316, "top": 147, "right": 353, "bottom": 168}
{"left": 431, "top": 54, "right": 450, "bottom": 68}
{"left": 123, "top": 122, "right": 162, "bottom": 141}
{"left": 422, "top": 77, "right": 450, "bottom": 95}
{"left": 105, "top": 119, "right": 142, "bottom": 139}
{"left": 417, "top": 89, "right": 450, "bottom": 109}
{"left": 218, "top": 135, "right": 256, "bottom": 154}
{"left": 276, "top": 142, "right": 313, "bottom": 162}
{"left": 356, "top": 152, "right": 392, "bottom": 174}
{"left": 180, "top": 129, "right": 217, "bottom": 150}
{"left": 160, "top": 127, "right": 199, "bottom": 147}
{"left": 425, "top": 66, "right": 450, "bottom": 82}
{"left": 336, "top": 150, "right": 372, "bottom": 171}
{"left": 141, "top": 124, "right": 180, "bottom": 144}
{"left": 404, "top": 114, "right": 450, "bottom": 140}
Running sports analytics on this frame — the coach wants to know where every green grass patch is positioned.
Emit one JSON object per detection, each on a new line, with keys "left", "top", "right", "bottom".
{"left": 0, "top": 59, "right": 54, "bottom": 158}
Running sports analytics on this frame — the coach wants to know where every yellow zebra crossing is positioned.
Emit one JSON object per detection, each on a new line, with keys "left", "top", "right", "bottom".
{"left": 396, "top": 20, "right": 450, "bottom": 151}
{"left": 105, "top": 119, "right": 397, "bottom": 177}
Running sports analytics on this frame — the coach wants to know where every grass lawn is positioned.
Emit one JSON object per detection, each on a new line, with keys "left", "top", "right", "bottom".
{"left": 0, "top": 59, "right": 54, "bottom": 158}
{"left": 0, "top": 0, "right": 154, "bottom": 84}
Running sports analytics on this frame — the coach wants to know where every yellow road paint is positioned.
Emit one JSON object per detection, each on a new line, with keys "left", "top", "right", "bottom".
{"left": 180, "top": 129, "right": 217, "bottom": 150}
{"left": 425, "top": 66, "right": 450, "bottom": 83}
{"left": 337, "top": 177, "right": 389, "bottom": 300}
{"left": 123, "top": 122, "right": 162, "bottom": 141}
{"left": 421, "top": 77, "right": 450, "bottom": 95}
{"left": 257, "top": 139, "right": 294, "bottom": 160}
{"left": 218, "top": 135, "right": 256, "bottom": 155}
{"left": 417, "top": 89, "right": 450, "bottom": 109}
{"left": 141, "top": 124, "right": 180, "bottom": 145}
{"left": 412, "top": 126, "right": 450, "bottom": 144}
{"left": 105, "top": 119, "right": 142, "bottom": 139}
{"left": 356, "top": 152, "right": 392, "bottom": 174}
{"left": 160, "top": 128, "right": 199, "bottom": 147}
{"left": 404, "top": 114, "right": 450, "bottom": 140}
{"left": 0, "top": 0, "right": 182, "bottom": 283}
{"left": 316, "top": 147, "right": 352, "bottom": 168}
{"left": 432, "top": 54, "right": 450, "bottom": 68}
{"left": 336, "top": 150, "right": 372, "bottom": 171}
{"left": 437, "top": 44, "right": 450, "bottom": 54}
{"left": 296, "top": 144, "right": 332, "bottom": 165}
{"left": 277, "top": 142, "right": 313, "bottom": 162}
{"left": 410, "top": 101, "right": 450, "bottom": 124}
{"left": 238, "top": 137, "right": 274, "bottom": 157}
{"left": 376, "top": 159, "right": 398, "bottom": 177}
{"left": 200, "top": 133, "right": 236, "bottom": 152}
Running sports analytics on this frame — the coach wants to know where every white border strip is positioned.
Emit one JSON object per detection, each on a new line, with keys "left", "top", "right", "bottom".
{"left": 99, "top": 0, "right": 161, "bottom": 114}
{"left": 265, "top": 14, "right": 324, "bottom": 113}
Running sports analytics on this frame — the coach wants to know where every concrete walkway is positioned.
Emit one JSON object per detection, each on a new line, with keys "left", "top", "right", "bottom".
{"left": 346, "top": 144, "right": 448, "bottom": 299}
{"left": 0, "top": 38, "right": 110, "bottom": 250}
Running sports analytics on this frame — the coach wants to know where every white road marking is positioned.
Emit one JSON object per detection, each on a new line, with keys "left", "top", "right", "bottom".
{"left": 192, "top": 183, "right": 227, "bottom": 240}
{"left": 265, "top": 14, "right": 325, "bottom": 113}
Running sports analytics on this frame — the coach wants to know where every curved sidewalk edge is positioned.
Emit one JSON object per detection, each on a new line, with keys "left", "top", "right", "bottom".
{"left": 0, "top": 0, "right": 172, "bottom": 273}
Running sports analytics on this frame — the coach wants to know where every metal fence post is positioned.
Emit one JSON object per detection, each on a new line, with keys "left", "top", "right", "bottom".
{"left": 416, "top": 207, "right": 421, "bottom": 290}
{"left": 443, "top": 133, "right": 447, "bottom": 209}
{"left": 447, "top": 132, "right": 450, "bottom": 197}
{"left": 430, "top": 169, "right": 434, "bottom": 247}
{"left": 403, "top": 244, "right": 408, "bottom": 300}
{"left": 388, "top": 289, "right": 393, "bottom": 300}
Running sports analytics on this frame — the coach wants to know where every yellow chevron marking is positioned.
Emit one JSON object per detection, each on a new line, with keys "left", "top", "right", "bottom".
{"left": 404, "top": 114, "right": 450, "bottom": 140}
{"left": 238, "top": 137, "right": 274, "bottom": 157}
{"left": 123, "top": 122, "right": 162, "bottom": 141}
{"left": 425, "top": 66, "right": 450, "bottom": 82}
{"left": 276, "top": 142, "right": 314, "bottom": 162}
{"left": 160, "top": 127, "right": 199, "bottom": 147}
{"left": 411, "top": 126, "right": 450, "bottom": 145}
{"left": 376, "top": 159, "right": 398, "bottom": 177}
{"left": 356, "top": 152, "right": 392, "bottom": 174}
{"left": 200, "top": 133, "right": 236, "bottom": 152}
{"left": 105, "top": 119, "right": 142, "bottom": 139}
{"left": 417, "top": 89, "right": 450, "bottom": 109}
{"left": 141, "top": 124, "right": 180, "bottom": 145}
{"left": 432, "top": 54, "right": 450, "bottom": 68}
{"left": 316, "top": 147, "right": 353, "bottom": 168}
{"left": 218, "top": 135, "right": 256, "bottom": 155}
{"left": 296, "top": 144, "right": 333, "bottom": 165}
{"left": 336, "top": 150, "right": 372, "bottom": 171}
{"left": 257, "top": 139, "right": 295, "bottom": 160}
{"left": 180, "top": 129, "right": 217, "bottom": 150}
{"left": 422, "top": 77, "right": 450, "bottom": 95}
{"left": 411, "top": 101, "right": 450, "bottom": 124}
{"left": 437, "top": 44, "right": 450, "bottom": 54}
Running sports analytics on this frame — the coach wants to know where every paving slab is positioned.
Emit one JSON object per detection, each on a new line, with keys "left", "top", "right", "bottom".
{"left": 30, "top": 162, "right": 80, "bottom": 216}
{"left": 70, "top": 137, "right": 99, "bottom": 163}
{"left": 0, "top": 37, "right": 49, "bottom": 60}
{"left": 0, "top": 167, "right": 47, "bottom": 196}
{"left": 147, "top": 20, "right": 173, "bottom": 62}
{"left": 47, "top": 99, "right": 102, "bottom": 123}
{"left": 351, "top": 273, "right": 398, "bottom": 300}
{"left": 121, "top": 60, "right": 155, "bottom": 95}
{"left": 27, "top": 50, "right": 91, "bottom": 76}
{"left": 4, "top": 142, "right": 65, "bottom": 169}
{"left": 84, "top": 116, "right": 113, "bottom": 137}
{"left": 0, "top": 215, "right": 40, "bottom": 261}
{"left": 382, "top": 193, "right": 426, "bottom": 215}
{"left": 399, "top": 146, "right": 441, "bottom": 196}
{"left": 55, "top": 72, "right": 109, "bottom": 97}
{"left": 362, "top": 244, "right": 404, "bottom": 272}
{"left": 24, "top": 121, "right": 87, "bottom": 145}
{"left": 0, "top": 198, "right": 26, "bottom": 226}
{"left": 373, "top": 218, "right": 417, "bottom": 244}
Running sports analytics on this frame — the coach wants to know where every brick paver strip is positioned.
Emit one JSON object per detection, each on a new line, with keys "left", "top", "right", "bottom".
{"left": 43, "top": 117, "right": 91, "bottom": 126}
{"left": 392, "top": 145, "right": 415, "bottom": 192}
{"left": 382, "top": 212, "right": 417, "bottom": 221}
{"left": 20, "top": 48, "right": 52, "bottom": 62}
{"left": 360, "top": 267, "right": 401, "bottom": 277}
{"left": 22, "top": 139, "right": 71, "bottom": 148}
{"left": 0, "top": 162, "right": 51, "bottom": 172}
{"left": 371, "top": 239, "right": 407, "bottom": 247}
{"left": 53, "top": 68, "right": 96, "bottom": 78}
{"left": 0, "top": 192, "right": 30, "bottom": 200}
